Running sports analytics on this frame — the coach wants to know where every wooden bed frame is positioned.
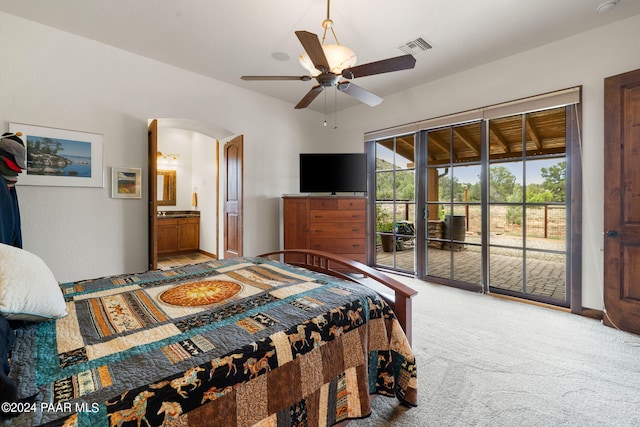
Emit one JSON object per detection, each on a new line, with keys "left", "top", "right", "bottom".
{"left": 259, "top": 249, "right": 418, "bottom": 344}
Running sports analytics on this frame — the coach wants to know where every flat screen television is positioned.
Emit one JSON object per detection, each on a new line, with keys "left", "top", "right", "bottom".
{"left": 299, "top": 153, "right": 367, "bottom": 194}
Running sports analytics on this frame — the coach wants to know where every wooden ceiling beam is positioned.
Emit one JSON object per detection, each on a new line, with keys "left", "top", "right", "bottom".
{"left": 453, "top": 128, "right": 479, "bottom": 155}
{"left": 395, "top": 137, "right": 415, "bottom": 163}
{"left": 427, "top": 134, "right": 451, "bottom": 160}
{"left": 526, "top": 116, "right": 543, "bottom": 150}
{"left": 489, "top": 122, "right": 510, "bottom": 153}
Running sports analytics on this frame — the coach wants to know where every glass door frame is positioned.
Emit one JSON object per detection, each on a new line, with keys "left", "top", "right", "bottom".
{"left": 417, "top": 121, "right": 485, "bottom": 293}
{"left": 367, "top": 135, "right": 416, "bottom": 274}
{"left": 367, "top": 104, "right": 582, "bottom": 312}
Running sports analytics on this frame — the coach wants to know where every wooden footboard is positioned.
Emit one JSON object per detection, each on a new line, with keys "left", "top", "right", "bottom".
{"left": 258, "top": 249, "right": 418, "bottom": 345}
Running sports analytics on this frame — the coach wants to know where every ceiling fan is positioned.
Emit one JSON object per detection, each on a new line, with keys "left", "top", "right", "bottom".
{"left": 241, "top": 0, "right": 416, "bottom": 109}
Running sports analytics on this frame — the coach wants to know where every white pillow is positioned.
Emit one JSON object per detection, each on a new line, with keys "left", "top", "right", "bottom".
{"left": 0, "top": 243, "right": 68, "bottom": 322}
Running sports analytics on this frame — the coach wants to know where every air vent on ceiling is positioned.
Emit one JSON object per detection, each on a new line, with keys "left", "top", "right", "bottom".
{"left": 398, "top": 37, "right": 432, "bottom": 55}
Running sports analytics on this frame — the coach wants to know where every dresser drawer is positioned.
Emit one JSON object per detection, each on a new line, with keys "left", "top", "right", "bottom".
{"left": 308, "top": 198, "right": 365, "bottom": 210}
{"left": 310, "top": 210, "right": 365, "bottom": 223}
{"left": 338, "top": 198, "right": 365, "bottom": 210}
{"left": 310, "top": 222, "right": 366, "bottom": 238}
{"left": 309, "top": 199, "right": 339, "bottom": 210}
{"left": 310, "top": 238, "right": 366, "bottom": 254}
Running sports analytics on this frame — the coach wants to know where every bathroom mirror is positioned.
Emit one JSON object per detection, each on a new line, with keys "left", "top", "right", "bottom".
{"left": 157, "top": 169, "right": 176, "bottom": 206}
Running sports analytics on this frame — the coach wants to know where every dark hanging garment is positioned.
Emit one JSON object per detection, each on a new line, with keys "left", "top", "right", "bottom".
{"left": 0, "top": 181, "right": 22, "bottom": 248}
{"left": 10, "top": 186, "right": 22, "bottom": 248}
{"left": 0, "top": 133, "right": 25, "bottom": 248}
{"left": 0, "top": 177, "right": 18, "bottom": 246}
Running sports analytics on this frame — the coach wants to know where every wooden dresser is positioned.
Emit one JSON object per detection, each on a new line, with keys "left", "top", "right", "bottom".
{"left": 283, "top": 196, "right": 367, "bottom": 264}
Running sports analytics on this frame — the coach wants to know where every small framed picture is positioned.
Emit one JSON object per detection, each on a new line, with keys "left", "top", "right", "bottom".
{"left": 111, "top": 167, "right": 142, "bottom": 199}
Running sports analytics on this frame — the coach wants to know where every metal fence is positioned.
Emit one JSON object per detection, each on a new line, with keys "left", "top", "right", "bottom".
{"left": 377, "top": 202, "right": 567, "bottom": 241}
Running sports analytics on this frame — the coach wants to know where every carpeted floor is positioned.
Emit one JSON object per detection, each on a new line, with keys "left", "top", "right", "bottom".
{"left": 352, "top": 276, "right": 640, "bottom": 427}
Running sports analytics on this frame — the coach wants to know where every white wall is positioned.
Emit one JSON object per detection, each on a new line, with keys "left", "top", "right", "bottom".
{"left": 325, "top": 15, "right": 640, "bottom": 310}
{"left": 191, "top": 131, "right": 218, "bottom": 256}
{"left": 0, "top": 11, "right": 323, "bottom": 282}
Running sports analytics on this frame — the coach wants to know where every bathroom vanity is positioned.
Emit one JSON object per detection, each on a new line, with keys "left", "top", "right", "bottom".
{"left": 156, "top": 211, "right": 200, "bottom": 255}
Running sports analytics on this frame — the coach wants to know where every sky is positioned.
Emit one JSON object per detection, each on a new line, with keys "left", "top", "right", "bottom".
{"left": 452, "top": 158, "right": 564, "bottom": 185}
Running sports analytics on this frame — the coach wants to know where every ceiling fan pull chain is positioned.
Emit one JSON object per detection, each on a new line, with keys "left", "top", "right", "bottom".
{"left": 324, "top": 89, "right": 328, "bottom": 127}
{"left": 334, "top": 86, "right": 338, "bottom": 129}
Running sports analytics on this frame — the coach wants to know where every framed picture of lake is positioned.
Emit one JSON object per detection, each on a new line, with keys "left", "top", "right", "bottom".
{"left": 111, "top": 167, "right": 142, "bottom": 199}
{"left": 9, "top": 122, "right": 103, "bottom": 187}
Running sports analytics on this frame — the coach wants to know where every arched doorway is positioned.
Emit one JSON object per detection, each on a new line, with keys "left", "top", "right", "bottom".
{"left": 148, "top": 118, "right": 234, "bottom": 269}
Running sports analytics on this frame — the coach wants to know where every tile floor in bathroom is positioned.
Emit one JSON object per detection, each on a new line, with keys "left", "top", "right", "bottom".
{"left": 157, "top": 252, "right": 217, "bottom": 270}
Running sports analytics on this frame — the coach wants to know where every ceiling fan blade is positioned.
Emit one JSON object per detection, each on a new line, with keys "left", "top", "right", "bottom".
{"left": 341, "top": 54, "right": 416, "bottom": 79}
{"left": 337, "top": 81, "right": 383, "bottom": 106}
{"left": 241, "top": 75, "right": 312, "bottom": 81}
{"left": 295, "top": 85, "right": 324, "bottom": 109}
{"left": 295, "top": 30, "right": 330, "bottom": 73}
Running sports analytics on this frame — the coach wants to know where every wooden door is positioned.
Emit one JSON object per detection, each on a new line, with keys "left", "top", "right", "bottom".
{"left": 148, "top": 119, "right": 158, "bottom": 269}
{"left": 224, "top": 135, "right": 243, "bottom": 258}
{"left": 603, "top": 68, "right": 640, "bottom": 335}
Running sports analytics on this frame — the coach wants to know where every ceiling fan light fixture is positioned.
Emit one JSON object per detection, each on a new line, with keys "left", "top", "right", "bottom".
{"left": 241, "top": 0, "right": 416, "bottom": 109}
{"left": 299, "top": 43, "right": 357, "bottom": 76}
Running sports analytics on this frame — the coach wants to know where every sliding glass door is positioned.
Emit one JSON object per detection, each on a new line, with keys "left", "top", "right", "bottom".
{"left": 368, "top": 97, "right": 580, "bottom": 309}
{"left": 487, "top": 108, "right": 568, "bottom": 302}
{"left": 422, "top": 106, "right": 572, "bottom": 305}
{"left": 424, "top": 121, "right": 483, "bottom": 287}
{"left": 373, "top": 135, "right": 415, "bottom": 273}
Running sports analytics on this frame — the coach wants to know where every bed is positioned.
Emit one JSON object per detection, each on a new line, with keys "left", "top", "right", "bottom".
{"left": 2, "top": 248, "right": 417, "bottom": 426}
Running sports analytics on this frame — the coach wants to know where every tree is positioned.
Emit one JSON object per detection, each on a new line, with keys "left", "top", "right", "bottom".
{"left": 526, "top": 183, "right": 555, "bottom": 203}
{"left": 540, "top": 161, "right": 566, "bottom": 202}
{"left": 439, "top": 172, "right": 482, "bottom": 202}
{"left": 396, "top": 170, "right": 415, "bottom": 200}
{"left": 489, "top": 166, "right": 517, "bottom": 202}
{"left": 467, "top": 182, "right": 481, "bottom": 202}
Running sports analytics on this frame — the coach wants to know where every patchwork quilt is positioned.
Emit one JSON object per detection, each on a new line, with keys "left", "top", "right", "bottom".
{"left": 6, "top": 257, "right": 417, "bottom": 426}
